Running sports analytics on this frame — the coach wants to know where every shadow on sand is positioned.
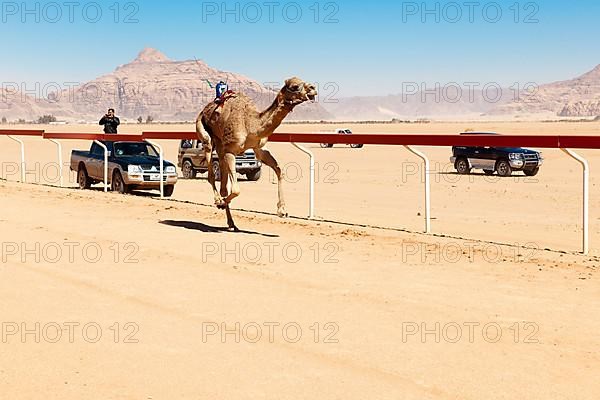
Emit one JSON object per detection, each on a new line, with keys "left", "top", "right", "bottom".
{"left": 159, "top": 220, "right": 279, "bottom": 238}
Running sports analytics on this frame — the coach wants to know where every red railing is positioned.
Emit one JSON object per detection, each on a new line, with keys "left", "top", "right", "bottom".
{"left": 143, "top": 131, "right": 198, "bottom": 140}
{"left": 3, "top": 129, "right": 599, "bottom": 149}
{"left": 0, "top": 129, "right": 45, "bottom": 136}
{"left": 43, "top": 133, "right": 145, "bottom": 142}
{"left": 271, "top": 133, "right": 600, "bottom": 149}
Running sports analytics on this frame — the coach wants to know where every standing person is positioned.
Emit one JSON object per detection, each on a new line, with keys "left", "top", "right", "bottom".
{"left": 99, "top": 108, "right": 120, "bottom": 134}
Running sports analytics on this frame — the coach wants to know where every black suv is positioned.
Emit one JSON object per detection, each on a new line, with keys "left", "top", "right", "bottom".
{"left": 451, "top": 132, "right": 543, "bottom": 177}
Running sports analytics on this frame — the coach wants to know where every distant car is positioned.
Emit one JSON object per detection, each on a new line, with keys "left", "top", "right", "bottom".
{"left": 71, "top": 141, "right": 178, "bottom": 196}
{"left": 178, "top": 140, "right": 262, "bottom": 181}
{"left": 320, "top": 128, "right": 364, "bottom": 149}
{"left": 450, "top": 132, "right": 543, "bottom": 177}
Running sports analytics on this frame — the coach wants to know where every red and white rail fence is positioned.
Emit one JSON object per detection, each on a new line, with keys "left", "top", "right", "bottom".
{"left": 1, "top": 129, "right": 597, "bottom": 254}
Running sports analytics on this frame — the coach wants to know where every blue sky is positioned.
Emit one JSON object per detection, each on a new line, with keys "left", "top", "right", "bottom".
{"left": 1, "top": 0, "right": 599, "bottom": 97}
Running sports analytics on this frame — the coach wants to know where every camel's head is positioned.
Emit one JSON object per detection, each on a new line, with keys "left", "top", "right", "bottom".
{"left": 281, "top": 77, "right": 318, "bottom": 107}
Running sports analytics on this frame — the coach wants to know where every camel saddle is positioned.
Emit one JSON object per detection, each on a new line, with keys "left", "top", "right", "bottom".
{"left": 215, "top": 90, "right": 237, "bottom": 108}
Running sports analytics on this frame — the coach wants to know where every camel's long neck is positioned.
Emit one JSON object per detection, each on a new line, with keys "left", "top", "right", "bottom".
{"left": 256, "top": 95, "right": 293, "bottom": 138}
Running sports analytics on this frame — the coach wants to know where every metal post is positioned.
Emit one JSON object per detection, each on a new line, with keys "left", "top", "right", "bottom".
{"left": 47, "top": 139, "right": 63, "bottom": 187}
{"left": 404, "top": 145, "right": 431, "bottom": 234}
{"left": 561, "top": 148, "right": 589, "bottom": 255}
{"left": 291, "top": 142, "right": 315, "bottom": 219}
{"left": 94, "top": 140, "right": 109, "bottom": 192}
{"left": 146, "top": 140, "right": 164, "bottom": 198}
{"left": 7, "top": 135, "right": 26, "bottom": 182}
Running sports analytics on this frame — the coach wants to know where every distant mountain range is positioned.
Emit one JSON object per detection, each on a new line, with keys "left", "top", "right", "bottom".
{"left": 1, "top": 48, "right": 600, "bottom": 122}
{"left": 492, "top": 64, "right": 600, "bottom": 118}
{"left": 324, "top": 64, "right": 600, "bottom": 120}
{"left": 0, "top": 48, "right": 331, "bottom": 122}
{"left": 322, "top": 88, "right": 513, "bottom": 121}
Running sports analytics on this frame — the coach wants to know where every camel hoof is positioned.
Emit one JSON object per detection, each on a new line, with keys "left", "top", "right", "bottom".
{"left": 277, "top": 209, "right": 288, "bottom": 218}
{"left": 215, "top": 199, "right": 226, "bottom": 209}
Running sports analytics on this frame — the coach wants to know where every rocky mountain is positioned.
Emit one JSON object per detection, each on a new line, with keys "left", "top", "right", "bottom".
{"left": 560, "top": 100, "right": 600, "bottom": 117}
{"left": 0, "top": 48, "right": 331, "bottom": 122}
{"left": 0, "top": 87, "right": 61, "bottom": 122}
{"left": 0, "top": 89, "right": 41, "bottom": 120}
{"left": 3, "top": 50, "right": 600, "bottom": 122}
{"left": 322, "top": 64, "right": 600, "bottom": 120}
{"left": 486, "top": 65, "right": 600, "bottom": 118}
{"left": 322, "top": 87, "right": 514, "bottom": 120}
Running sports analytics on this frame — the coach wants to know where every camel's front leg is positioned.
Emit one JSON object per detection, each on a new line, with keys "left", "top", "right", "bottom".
{"left": 222, "top": 153, "right": 240, "bottom": 204}
{"left": 254, "top": 148, "right": 287, "bottom": 218}
{"left": 196, "top": 118, "right": 223, "bottom": 207}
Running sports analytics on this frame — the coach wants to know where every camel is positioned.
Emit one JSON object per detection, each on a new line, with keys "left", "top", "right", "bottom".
{"left": 195, "top": 77, "right": 318, "bottom": 231}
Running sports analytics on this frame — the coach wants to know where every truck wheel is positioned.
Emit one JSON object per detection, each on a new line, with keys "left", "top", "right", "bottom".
{"left": 524, "top": 167, "right": 539, "bottom": 177}
{"left": 320, "top": 143, "right": 333, "bottom": 148}
{"left": 78, "top": 166, "right": 91, "bottom": 190}
{"left": 246, "top": 168, "right": 262, "bottom": 181}
{"left": 111, "top": 171, "right": 129, "bottom": 194}
{"left": 484, "top": 170, "right": 495, "bottom": 176}
{"left": 496, "top": 160, "right": 513, "bottom": 177}
{"left": 182, "top": 160, "right": 196, "bottom": 179}
{"left": 163, "top": 185, "right": 175, "bottom": 197}
{"left": 211, "top": 160, "right": 221, "bottom": 181}
{"left": 455, "top": 157, "right": 471, "bottom": 175}
{"left": 350, "top": 144, "right": 363, "bottom": 149}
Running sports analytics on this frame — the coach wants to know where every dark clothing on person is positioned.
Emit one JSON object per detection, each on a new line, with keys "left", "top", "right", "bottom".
{"left": 99, "top": 116, "right": 120, "bottom": 134}
{"left": 216, "top": 81, "right": 228, "bottom": 99}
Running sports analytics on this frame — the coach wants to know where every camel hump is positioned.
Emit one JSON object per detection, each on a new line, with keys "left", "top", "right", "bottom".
{"left": 208, "top": 92, "right": 251, "bottom": 111}
{"left": 221, "top": 90, "right": 237, "bottom": 102}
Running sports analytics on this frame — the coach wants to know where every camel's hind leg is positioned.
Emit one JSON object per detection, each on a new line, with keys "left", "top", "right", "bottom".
{"left": 224, "top": 205, "right": 239, "bottom": 232}
{"left": 196, "top": 117, "right": 224, "bottom": 207}
{"left": 254, "top": 148, "right": 287, "bottom": 218}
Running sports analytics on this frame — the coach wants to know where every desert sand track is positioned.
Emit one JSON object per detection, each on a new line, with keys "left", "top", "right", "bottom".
{"left": 0, "top": 122, "right": 599, "bottom": 399}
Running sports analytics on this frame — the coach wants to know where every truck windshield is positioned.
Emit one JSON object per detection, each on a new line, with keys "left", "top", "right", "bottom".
{"left": 113, "top": 142, "right": 158, "bottom": 157}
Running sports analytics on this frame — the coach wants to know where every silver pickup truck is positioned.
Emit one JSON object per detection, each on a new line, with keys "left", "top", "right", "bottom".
{"left": 71, "top": 140, "right": 178, "bottom": 196}
{"left": 178, "top": 139, "right": 262, "bottom": 181}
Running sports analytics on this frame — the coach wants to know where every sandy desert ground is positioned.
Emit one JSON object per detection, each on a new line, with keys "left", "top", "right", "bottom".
{"left": 0, "top": 121, "right": 599, "bottom": 399}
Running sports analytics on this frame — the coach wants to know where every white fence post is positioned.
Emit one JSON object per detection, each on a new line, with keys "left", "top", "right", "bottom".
{"left": 404, "top": 145, "right": 431, "bottom": 234}
{"left": 291, "top": 143, "right": 315, "bottom": 219}
{"left": 7, "top": 135, "right": 26, "bottom": 183}
{"left": 561, "top": 148, "right": 589, "bottom": 255}
{"left": 47, "top": 139, "right": 63, "bottom": 187}
{"left": 94, "top": 140, "right": 109, "bottom": 192}
{"left": 145, "top": 140, "right": 164, "bottom": 198}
